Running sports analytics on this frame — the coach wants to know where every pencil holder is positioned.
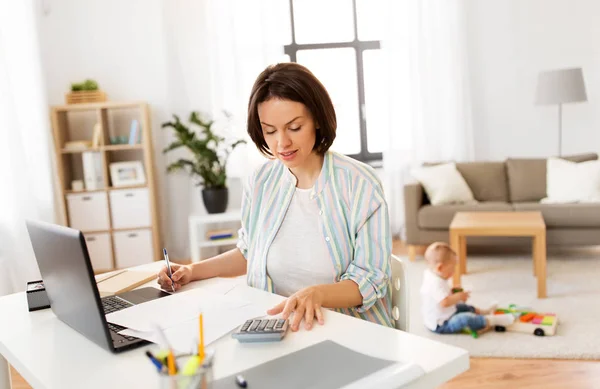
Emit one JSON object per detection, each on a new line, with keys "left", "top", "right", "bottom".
{"left": 158, "top": 353, "right": 213, "bottom": 389}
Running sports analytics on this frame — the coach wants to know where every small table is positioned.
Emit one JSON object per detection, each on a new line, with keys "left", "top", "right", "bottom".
{"left": 188, "top": 210, "right": 241, "bottom": 263}
{"left": 449, "top": 211, "right": 547, "bottom": 298}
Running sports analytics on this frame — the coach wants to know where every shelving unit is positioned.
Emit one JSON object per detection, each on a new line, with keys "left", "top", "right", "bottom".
{"left": 189, "top": 210, "right": 241, "bottom": 263}
{"left": 50, "top": 101, "right": 161, "bottom": 273}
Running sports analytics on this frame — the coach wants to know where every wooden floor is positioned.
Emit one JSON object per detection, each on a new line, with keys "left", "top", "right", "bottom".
{"left": 8, "top": 241, "right": 600, "bottom": 388}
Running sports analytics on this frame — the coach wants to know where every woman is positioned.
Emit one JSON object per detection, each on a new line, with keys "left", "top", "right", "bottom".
{"left": 158, "top": 63, "right": 393, "bottom": 330}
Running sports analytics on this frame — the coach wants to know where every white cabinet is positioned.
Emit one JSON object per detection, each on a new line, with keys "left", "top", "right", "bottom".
{"left": 109, "top": 188, "right": 151, "bottom": 229}
{"left": 66, "top": 192, "right": 110, "bottom": 232}
{"left": 113, "top": 229, "right": 154, "bottom": 268}
{"left": 84, "top": 232, "right": 113, "bottom": 271}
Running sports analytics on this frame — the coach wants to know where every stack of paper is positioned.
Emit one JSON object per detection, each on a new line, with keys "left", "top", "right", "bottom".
{"left": 106, "top": 287, "right": 268, "bottom": 353}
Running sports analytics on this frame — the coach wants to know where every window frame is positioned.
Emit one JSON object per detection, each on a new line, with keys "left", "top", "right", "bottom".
{"left": 284, "top": 0, "right": 383, "bottom": 163}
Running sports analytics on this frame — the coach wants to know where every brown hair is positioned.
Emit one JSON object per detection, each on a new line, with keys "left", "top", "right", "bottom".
{"left": 246, "top": 63, "right": 336, "bottom": 157}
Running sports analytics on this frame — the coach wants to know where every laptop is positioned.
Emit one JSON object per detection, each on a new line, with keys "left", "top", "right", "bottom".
{"left": 26, "top": 220, "right": 170, "bottom": 353}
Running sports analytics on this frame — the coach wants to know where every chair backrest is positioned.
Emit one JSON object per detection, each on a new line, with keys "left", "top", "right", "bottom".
{"left": 390, "top": 254, "right": 410, "bottom": 332}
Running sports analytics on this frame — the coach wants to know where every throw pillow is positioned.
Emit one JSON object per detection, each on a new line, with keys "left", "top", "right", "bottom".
{"left": 542, "top": 158, "right": 600, "bottom": 203}
{"left": 411, "top": 163, "right": 476, "bottom": 205}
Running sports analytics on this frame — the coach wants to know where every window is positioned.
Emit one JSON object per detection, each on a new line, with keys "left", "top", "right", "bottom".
{"left": 284, "top": 0, "right": 386, "bottom": 162}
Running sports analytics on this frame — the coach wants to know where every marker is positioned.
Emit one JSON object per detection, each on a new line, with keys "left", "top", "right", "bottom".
{"left": 163, "top": 248, "right": 176, "bottom": 293}
{"left": 236, "top": 374, "right": 247, "bottom": 388}
{"left": 145, "top": 351, "right": 165, "bottom": 372}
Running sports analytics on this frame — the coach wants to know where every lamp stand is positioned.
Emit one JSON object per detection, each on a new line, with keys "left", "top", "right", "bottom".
{"left": 558, "top": 103, "right": 563, "bottom": 156}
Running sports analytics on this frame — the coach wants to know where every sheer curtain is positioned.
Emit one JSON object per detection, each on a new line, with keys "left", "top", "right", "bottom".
{"left": 0, "top": 0, "right": 56, "bottom": 295}
{"left": 381, "top": 0, "right": 475, "bottom": 237}
{"left": 204, "top": 0, "right": 290, "bottom": 177}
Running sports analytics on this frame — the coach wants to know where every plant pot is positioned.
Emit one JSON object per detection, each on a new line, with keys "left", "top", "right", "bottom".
{"left": 202, "top": 188, "right": 228, "bottom": 214}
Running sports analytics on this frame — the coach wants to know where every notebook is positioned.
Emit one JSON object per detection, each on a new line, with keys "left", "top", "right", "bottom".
{"left": 211, "top": 340, "right": 424, "bottom": 389}
{"left": 96, "top": 270, "right": 157, "bottom": 297}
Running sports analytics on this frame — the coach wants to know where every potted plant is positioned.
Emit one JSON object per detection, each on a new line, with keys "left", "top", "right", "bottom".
{"left": 162, "top": 111, "right": 246, "bottom": 214}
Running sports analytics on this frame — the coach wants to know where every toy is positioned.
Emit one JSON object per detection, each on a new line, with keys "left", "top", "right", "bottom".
{"left": 493, "top": 304, "right": 558, "bottom": 336}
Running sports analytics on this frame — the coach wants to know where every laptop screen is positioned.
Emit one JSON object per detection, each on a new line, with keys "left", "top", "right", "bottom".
{"left": 26, "top": 220, "right": 113, "bottom": 352}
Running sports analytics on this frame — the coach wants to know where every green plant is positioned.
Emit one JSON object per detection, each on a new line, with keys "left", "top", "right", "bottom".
{"left": 71, "top": 79, "right": 99, "bottom": 92}
{"left": 162, "top": 111, "right": 246, "bottom": 189}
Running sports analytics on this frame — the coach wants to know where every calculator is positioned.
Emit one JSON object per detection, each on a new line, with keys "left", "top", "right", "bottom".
{"left": 232, "top": 318, "right": 289, "bottom": 343}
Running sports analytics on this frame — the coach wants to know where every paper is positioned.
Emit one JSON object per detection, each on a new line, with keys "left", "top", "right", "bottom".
{"left": 106, "top": 288, "right": 253, "bottom": 332}
{"left": 120, "top": 303, "right": 267, "bottom": 353}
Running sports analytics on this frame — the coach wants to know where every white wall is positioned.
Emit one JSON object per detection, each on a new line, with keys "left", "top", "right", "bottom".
{"left": 37, "top": 0, "right": 239, "bottom": 260}
{"left": 465, "top": 0, "right": 600, "bottom": 160}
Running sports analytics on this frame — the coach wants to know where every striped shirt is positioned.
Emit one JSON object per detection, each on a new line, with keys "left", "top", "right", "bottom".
{"left": 237, "top": 151, "right": 393, "bottom": 327}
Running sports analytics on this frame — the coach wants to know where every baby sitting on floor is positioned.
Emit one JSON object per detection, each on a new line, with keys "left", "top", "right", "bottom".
{"left": 420, "top": 242, "right": 514, "bottom": 334}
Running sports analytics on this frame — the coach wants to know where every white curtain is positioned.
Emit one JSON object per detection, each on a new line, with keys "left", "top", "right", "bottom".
{"left": 204, "top": 0, "right": 289, "bottom": 178}
{"left": 0, "top": 0, "right": 56, "bottom": 295}
{"left": 381, "top": 0, "right": 475, "bottom": 237}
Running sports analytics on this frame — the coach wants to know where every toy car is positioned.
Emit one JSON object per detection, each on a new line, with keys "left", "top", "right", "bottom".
{"left": 493, "top": 304, "right": 558, "bottom": 336}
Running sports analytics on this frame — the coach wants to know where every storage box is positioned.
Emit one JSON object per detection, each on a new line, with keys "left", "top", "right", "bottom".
{"left": 109, "top": 188, "right": 151, "bottom": 229}
{"left": 66, "top": 192, "right": 110, "bottom": 232}
{"left": 65, "top": 90, "right": 107, "bottom": 104}
{"left": 84, "top": 232, "right": 113, "bottom": 271}
{"left": 113, "top": 229, "right": 154, "bottom": 268}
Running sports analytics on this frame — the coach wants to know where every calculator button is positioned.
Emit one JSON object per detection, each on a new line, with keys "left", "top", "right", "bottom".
{"left": 248, "top": 320, "right": 260, "bottom": 331}
{"left": 265, "top": 319, "right": 277, "bottom": 331}
{"left": 241, "top": 320, "right": 253, "bottom": 332}
{"left": 275, "top": 319, "right": 286, "bottom": 329}
{"left": 257, "top": 320, "right": 268, "bottom": 331}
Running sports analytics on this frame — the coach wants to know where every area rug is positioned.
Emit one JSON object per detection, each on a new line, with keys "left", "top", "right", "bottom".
{"left": 404, "top": 253, "right": 600, "bottom": 359}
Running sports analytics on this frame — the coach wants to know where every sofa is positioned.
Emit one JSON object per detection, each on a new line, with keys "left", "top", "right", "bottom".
{"left": 404, "top": 153, "right": 600, "bottom": 260}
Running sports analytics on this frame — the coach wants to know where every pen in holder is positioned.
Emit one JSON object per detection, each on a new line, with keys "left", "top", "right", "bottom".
{"left": 157, "top": 350, "right": 215, "bottom": 389}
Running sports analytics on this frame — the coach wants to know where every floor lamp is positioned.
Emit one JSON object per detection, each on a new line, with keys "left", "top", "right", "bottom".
{"left": 535, "top": 68, "right": 588, "bottom": 156}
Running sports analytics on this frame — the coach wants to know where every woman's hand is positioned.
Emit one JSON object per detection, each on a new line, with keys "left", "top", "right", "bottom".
{"left": 157, "top": 264, "right": 192, "bottom": 292}
{"left": 267, "top": 286, "right": 326, "bottom": 331}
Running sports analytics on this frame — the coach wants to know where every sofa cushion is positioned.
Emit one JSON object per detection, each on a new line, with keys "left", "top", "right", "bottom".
{"left": 456, "top": 162, "right": 508, "bottom": 202}
{"left": 513, "top": 202, "right": 600, "bottom": 228}
{"left": 506, "top": 153, "right": 598, "bottom": 203}
{"left": 418, "top": 202, "right": 513, "bottom": 229}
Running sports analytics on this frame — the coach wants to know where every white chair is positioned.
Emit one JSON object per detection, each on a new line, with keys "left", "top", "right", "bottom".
{"left": 390, "top": 254, "right": 410, "bottom": 332}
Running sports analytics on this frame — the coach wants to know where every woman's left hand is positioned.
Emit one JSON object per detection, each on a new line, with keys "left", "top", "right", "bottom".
{"left": 267, "top": 286, "right": 326, "bottom": 331}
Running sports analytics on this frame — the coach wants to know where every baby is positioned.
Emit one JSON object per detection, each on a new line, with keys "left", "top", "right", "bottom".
{"left": 420, "top": 242, "right": 514, "bottom": 334}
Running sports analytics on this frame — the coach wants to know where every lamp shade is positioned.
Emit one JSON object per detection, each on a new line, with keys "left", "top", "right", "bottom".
{"left": 535, "top": 68, "right": 587, "bottom": 105}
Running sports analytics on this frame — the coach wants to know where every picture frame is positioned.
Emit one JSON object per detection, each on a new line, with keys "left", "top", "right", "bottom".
{"left": 109, "top": 161, "right": 146, "bottom": 187}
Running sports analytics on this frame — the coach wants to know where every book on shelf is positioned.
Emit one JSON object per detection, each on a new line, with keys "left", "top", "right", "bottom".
{"left": 82, "top": 151, "right": 104, "bottom": 190}
{"left": 206, "top": 229, "right": 235, "bottom": 240}
{"left": 128, "top": 119, "right": 139, "bottom": 145}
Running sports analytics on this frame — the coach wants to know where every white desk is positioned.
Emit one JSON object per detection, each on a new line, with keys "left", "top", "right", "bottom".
{"left": 0, "top": 263, "right": 468, "bottom": 389}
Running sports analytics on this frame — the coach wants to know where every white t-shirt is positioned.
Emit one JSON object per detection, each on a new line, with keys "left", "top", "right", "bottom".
{"left": 420, "top": 269, "right": 457, "bottom": 331}
{"left": 266, "top": 187, "right": 335, "bottom": 297}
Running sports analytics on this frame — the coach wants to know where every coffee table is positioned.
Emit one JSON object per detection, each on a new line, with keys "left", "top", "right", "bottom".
{"left": 449, "top": 211, "right": 547, "bottom": 298}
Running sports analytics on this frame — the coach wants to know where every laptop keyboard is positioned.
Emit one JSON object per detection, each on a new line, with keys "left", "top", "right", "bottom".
{"left": 102, "top": 296, "right": 138, "bottom": 342}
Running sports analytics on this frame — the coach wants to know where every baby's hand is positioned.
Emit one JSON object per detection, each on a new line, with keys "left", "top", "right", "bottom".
{"left": 457, "top": 291, "right": 470, "bottom": 302}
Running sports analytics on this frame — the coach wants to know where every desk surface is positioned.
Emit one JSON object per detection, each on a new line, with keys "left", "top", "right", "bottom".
{"left": 0, "top": 263, "right": 468, "bottom": 389}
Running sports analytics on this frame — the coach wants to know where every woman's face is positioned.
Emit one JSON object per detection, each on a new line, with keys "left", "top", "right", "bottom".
{"left": 257, "top": 99, "right": 318, "bottom": 169}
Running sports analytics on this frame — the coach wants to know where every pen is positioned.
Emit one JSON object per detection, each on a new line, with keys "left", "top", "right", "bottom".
{"left": 163, "top": 248, "right": 176, "bottom": 293}
{"left": 199, "top": 312, "right": 205, "bottom": 361}
{"left": 236, "top": 374, "right": 248, "bottom": 388}
{"left": 154, "top": 325, "right": 178, "bottom": 375}
{"left": 145, "top": 351, "right": 165, "bottom": 373}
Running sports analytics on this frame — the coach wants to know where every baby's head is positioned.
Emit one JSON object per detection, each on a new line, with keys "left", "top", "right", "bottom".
{"left": 424, "top": 242, "right": 457, "bottom": 280}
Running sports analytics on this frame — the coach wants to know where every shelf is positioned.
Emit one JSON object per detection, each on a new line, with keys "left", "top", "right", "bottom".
{"left": 52, "top": 101, "right": 145, "bottom": 112}
{"left": 112, "top": 226, "right": 152, "bottom": 233}
{"left": 81, "top": 229, "right": 111, "bottom": 234}
{"left": 109, "top": 184, "right": 147, "bottom": 191}
{"left": 65, "top": 188, "right": 106, "bottom": 195}
{"left": 197, "top": 237, "right": 238, "bottom": 248}
{"left": 103, "top": 144, "right": 143, "bottom": 151}
{"left": 61, "top": 148, "right": 102, "bottom": 154}
{"left": 61, "top": 144, "right": 143, "bottom": 154}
